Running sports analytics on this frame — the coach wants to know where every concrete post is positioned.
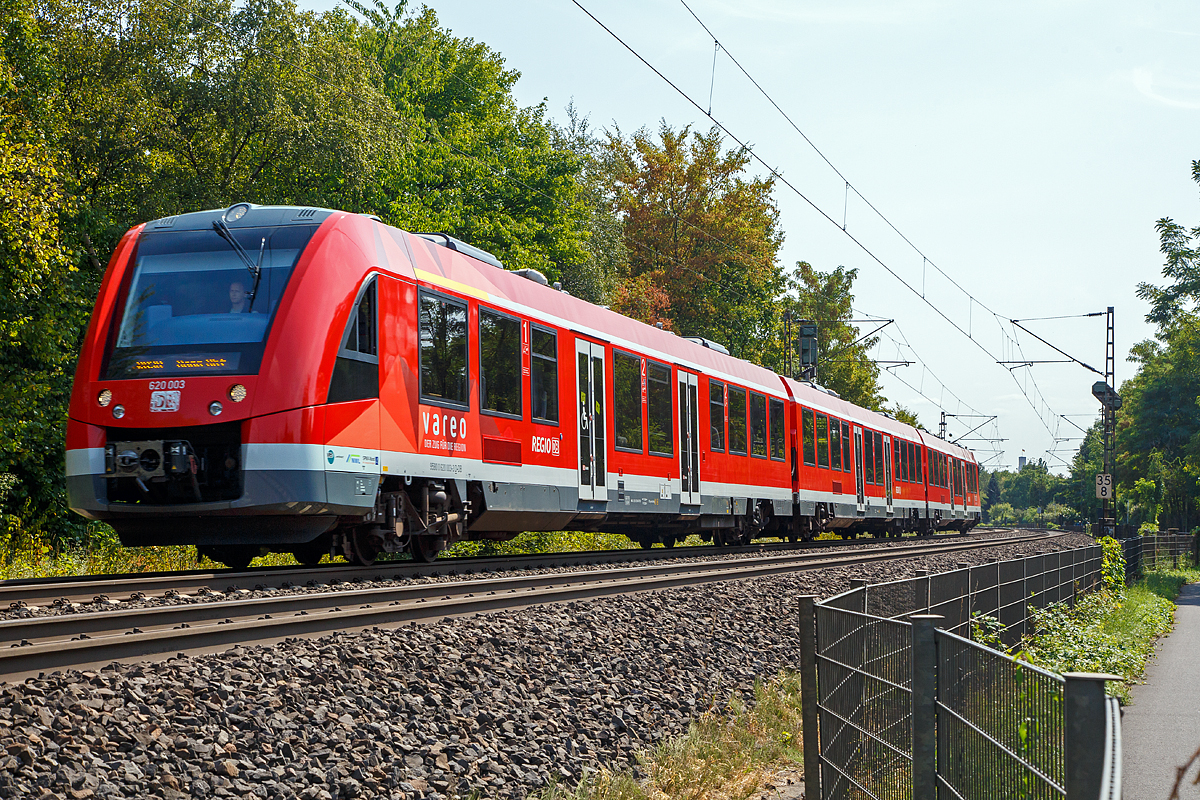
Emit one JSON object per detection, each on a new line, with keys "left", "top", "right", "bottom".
{"left": 1193, "top": 528, "right": 1199, "bottom": 570}
{"left": 797, "top": 595, "right": 821, "bottom": 800}
{"left": 910, "top": 614, "right": 943, "bottom": 800}
{"left": 1063, "top": 672, "right": 1121, "bottom": 800}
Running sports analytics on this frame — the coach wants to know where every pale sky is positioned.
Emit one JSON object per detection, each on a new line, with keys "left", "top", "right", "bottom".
{"left": 308, "top": 0, "right": 1200, "bottom": 474}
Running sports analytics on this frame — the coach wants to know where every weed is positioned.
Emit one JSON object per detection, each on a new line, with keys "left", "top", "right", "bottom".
{"left": 535, "top": 673, "right": 805, "bottom": 800}
{"left": 1016, "top": 570, "right": 1190, "bottom": 702}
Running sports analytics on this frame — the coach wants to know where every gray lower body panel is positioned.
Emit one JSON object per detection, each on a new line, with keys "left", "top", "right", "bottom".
{"left": 67, "top": 469, "right": 373, "bottom": 546}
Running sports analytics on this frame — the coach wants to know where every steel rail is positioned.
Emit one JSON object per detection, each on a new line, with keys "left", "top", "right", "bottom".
{"left": 1, "top": 530, "right": 1060, "bottom": 646}
{"left": 0, "top": 529, "right": 1020, "bottom": 607}
{"left": 0, "top": 531, "right": 1063, "bottom": 681}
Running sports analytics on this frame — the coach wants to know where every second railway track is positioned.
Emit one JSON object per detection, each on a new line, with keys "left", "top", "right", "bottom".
{"left": 0, "top": 529, "right": 1065, "bottom": 681}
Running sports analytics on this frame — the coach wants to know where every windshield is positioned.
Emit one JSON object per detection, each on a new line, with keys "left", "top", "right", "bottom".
{"left": 104, "top": 224, "right": 318, "bottom": 379}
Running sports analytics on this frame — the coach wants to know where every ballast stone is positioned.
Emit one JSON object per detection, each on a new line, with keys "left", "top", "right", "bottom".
{"left": 0, "top": 533, "right": 1091, "bottom": 799}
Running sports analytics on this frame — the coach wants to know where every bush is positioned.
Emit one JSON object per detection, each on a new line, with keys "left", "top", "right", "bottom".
{"left": 1097, "top": 535, "right": 1126, "bottom": 591}
{"left": 1018, "top": 587, "right": 1174, "bottom": 701}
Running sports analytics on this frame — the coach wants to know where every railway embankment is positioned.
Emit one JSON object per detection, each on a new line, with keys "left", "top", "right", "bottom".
{"left": 0, "top": 533, "right": 1089, "bottom": 800}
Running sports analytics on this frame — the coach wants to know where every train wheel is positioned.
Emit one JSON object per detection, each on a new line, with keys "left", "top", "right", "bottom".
{"left": 713, "top": 531, "right": 726, "bottom": 547}
{"left": 638, "top": 536, "right": 654, "bottom": 550}
{"left": 409, "top": 535, "right": 441, "bottom": 563}
{"left": 349, "top": 528, "right": 380, "bottom": 567}
{"left": 662, "top": 535, "right": 677, "bottom": 549}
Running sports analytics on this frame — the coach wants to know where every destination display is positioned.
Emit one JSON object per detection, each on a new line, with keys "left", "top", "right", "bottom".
{"left": 129, "top": 353, "right": 241, "bottom": 374}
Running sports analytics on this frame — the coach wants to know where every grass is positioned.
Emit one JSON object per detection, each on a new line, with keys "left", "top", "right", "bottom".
{"left": 537, "top": 672, "right": 805, "bottom": 800}
{"left": 0, "top": 521, "right": 725, "bottom": 579}
{"left": 1016, "top": 559, "right": 1200, "bottom": 703}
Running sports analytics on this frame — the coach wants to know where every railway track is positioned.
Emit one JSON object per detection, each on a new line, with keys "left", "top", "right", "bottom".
{"left": 0, "top": 528, "right": 1064, "bottom": 681}
{"left": 0, "top": 530, "right": 1011, "bottom": 608}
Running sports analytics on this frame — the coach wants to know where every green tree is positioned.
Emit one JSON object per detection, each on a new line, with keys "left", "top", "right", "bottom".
{"left": 984, "top": 470, "right": 1001, "bottom": 515}
{"left": 769, "top": 263, "right": 885, "bottom": 410}
{"left": 0, "top": 1, "right": 88, "bottom": 531}
{"left": 604, "top": 122, "right": 785, "bottom": 357}
{"left": 1065, "top": 419, "right": 1104, "bottom": 522}
{"left": 347, "top": 0, "right": 590, "bottom": 280}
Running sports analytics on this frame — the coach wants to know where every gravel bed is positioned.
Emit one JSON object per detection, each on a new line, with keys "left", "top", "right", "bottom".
{"left": 2, "top": 528, "right": 1045, "bottom": 622}
{"left": 0, "top": 533, "right": 1091, "bottom": 800}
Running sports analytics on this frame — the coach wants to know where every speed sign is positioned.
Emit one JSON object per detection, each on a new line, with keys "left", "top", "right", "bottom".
{"left": 1095, "top": 473, "right": 1114, "bottom": 499}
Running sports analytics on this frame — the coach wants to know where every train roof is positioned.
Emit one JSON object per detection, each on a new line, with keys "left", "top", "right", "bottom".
{"left": 382, "top": 220, "right": 790, "bottom": 398}
{"left": 144, "top": 203, "right": 338, "bottom": 231}
{"left": 144, "top": 204, "right": 978, "bottom": 466}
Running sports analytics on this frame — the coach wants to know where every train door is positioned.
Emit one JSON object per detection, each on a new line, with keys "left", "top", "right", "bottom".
{"left": 883, "top": 435, "right": 894, "bottom": 517}
{"left": 854, "top": 427, "right": 865, "bottom": 515}
{"left": 575, "top": 340, "right": 607, "bottom": 502}
{"left": 677, "top": 371, "right": 700, "bottom": 506}
{"left": 950, "top": 460, "right": 960, "bottom": 515}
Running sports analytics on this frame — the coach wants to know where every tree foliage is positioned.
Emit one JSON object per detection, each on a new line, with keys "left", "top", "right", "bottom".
{"left": 604, "top": 122, "right": 785, "bottom": 358}
{"left": 1108, "top": 159, "right": 1200, "bottom": 531}
{"left": 2, "top": 0, "right": 898, "bottom": 540}
{"left": 0, "top": 0, "right": 596, "bottom": 536}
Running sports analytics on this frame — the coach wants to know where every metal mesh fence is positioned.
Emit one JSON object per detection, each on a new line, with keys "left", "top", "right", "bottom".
{"left": 815, "top": 605, "right": 913, "bottom": 800}
{"left": 935, "top": 629, "right": 1065, "bottom": 800}
{"left": 847, "top": 546, "right": 1103, "bottom": 647}
{"left": 1122, "top": 533, "right": 1194, "bottom": 579}
{"left": 813, "top": 543, "right": 1115, "bottom": 800}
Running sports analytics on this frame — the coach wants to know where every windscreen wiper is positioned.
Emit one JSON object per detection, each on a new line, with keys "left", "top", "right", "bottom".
{"left": 247, "top": 237, "right": 265, "bottom": 312}
{"left": 212, "top": 218, "right": 265, "bottom": 309}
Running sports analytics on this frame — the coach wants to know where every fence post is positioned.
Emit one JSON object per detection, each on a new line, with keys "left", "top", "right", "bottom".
{"left": 1193, "top": 529, "right": 1199, "bottom": 570}
{"left": 797, "top": 595, "right": 821, "bottom": 800}
{"left": 910, "top": 614, "right": 942, "bottom": 800}
{"left": 915, "top": 570, "right": 931, "bottom": 614}
{"left": 850, "top": 578, "right": 868, "bottom": 613}
{"left": 1063, "top": 672, "right": 1121, "bottom": 800}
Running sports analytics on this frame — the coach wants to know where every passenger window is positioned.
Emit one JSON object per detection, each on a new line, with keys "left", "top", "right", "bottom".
{"left": 647, "top": 361, "right": 673, "bottom": 456}
{"left": 728, "top": 387, "right": 747, "bottom": 455}
{"left": 842, "top": 421, "right": 851, "bottom": 473}
{"left": 614, "top": 351, "right": 644, "bottom": 452}
{"left": 815, "top": 414, "right": 829, "bottom": 468}
{"left": 802, "top": 408, "right": 816, "bottom": 466}
{"left": 419, "top": 292, "right": 468, "bottom": 407}
{"left": 750, "top": 393, "right": 768, "bottom": 458}
{"left": 874, "top": 432, "right": 884, "bottom": 486}
{"left": 915, "top": 445, "right": 923, "bottom": 484}
{"left": 868, "top": 431, "right": 878, "bottom": 482}
{"left": 899, "top": 442, "right": 908, "bottom": 482}
{"left": 769, "top": 398, "right": 785, "bottom": 461}
{"left": 830, "top": 418, "right": 842, "bottom": 471}
{"left": 530, "top": 326, "right": 558, "bottom": 424}
{"left": 893, "top": 440, "right": 901, "bottom": 484}
{"left": 709, "top": 381, "right": 725, "bottom": 453}
{"left": 479, "top": 308, "right": 521, "bottom": 416}
{"left": 328, "top": 278, "right": 379, "bottom": 403}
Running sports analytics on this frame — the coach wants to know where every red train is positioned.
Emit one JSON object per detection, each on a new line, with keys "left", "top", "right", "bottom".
{"left": 65, "top": 204, "right": 981, "bottom": 568}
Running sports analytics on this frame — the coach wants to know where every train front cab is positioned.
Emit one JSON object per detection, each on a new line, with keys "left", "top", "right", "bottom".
{"left": 65, "top": 206, "right": 402, "bottom": 566}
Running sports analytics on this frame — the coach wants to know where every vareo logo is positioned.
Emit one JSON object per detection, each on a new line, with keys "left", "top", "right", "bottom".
{"left": 327, "top": 449, "right": 335, "bottom": 464}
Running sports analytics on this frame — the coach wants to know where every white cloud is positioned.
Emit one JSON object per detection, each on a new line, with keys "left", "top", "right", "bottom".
{"left": 1131, "top": 66, "right": 1200, "bottom": 109}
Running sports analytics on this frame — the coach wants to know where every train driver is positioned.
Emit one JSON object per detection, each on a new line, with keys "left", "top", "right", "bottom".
{"left": 229, "top": 281, "right": 251, "bottom": 313}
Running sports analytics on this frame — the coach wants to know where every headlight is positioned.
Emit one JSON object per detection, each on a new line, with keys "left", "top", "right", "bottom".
{"left": 209, "top": 401, "right": 223, "bottom": 416}
{"left": 228, "top": 384, "right": 247, "bottom": 403}
{"left": 97, "top": 389, "right": 112, "bottom": 407}
{"left": 112, "top": 405, "right": 125, "bottom": 419}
